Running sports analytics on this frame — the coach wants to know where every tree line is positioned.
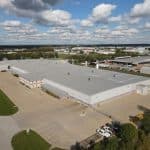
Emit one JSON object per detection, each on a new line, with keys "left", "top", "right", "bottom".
{"left": 0, "top": 48, "right": 139, "bottom": 62}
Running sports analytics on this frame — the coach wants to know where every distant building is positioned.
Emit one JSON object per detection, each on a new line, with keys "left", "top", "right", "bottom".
{"left": 97, "top": 50, "right": 115, "bottom": 55}
{"left": 123, "top": 47, "right": 149, "bottom": 54}
{"left": 72, "top": 47, "right": 95, "bottom": 54}
{"left": 111, "top": 56, "right": 150, "bottom": 66}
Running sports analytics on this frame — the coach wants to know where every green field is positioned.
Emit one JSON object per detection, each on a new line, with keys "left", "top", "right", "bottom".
{"left": 0, "top": 89, "right": 18, "bottom": 115}
{"left": 12, "top": 130, "right": 51, "bottom": 150}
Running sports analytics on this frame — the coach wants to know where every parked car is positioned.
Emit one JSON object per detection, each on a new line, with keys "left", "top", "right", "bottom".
{"left": 99, "top": 130, "right": 111, "bottom": 138}
{"left": 96, "top": 125, "right": 113, "bottom": 138}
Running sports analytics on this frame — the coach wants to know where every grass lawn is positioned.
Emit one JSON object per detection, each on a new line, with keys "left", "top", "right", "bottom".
{"left": 12, "top": 130, "right": 51, "bottom": 150}
{"left": 0, "top": 89, "right": 18, "bottom": 115}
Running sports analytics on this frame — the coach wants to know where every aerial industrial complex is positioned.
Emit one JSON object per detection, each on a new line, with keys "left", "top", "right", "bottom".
{"left": 0, "top": 59, "right": 150, "bottom": 105}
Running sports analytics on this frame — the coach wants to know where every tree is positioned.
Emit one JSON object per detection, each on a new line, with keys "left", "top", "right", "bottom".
{"left": 93, "top": 137, "right": 119, "bottom": 150}
{"left": 140, "top": 113, "right": 150, "bottom": 134}
{"left": 119, "top": 123, "right": 138, "bottom": 143}
{"left": 119, "top": 140, "right": 135, "bottom": 150}
{"left": 104, "top": 137, "right": 118, "bottom": 150}
{"left": 135, "top": 131, "right": 150, "bottom": 150}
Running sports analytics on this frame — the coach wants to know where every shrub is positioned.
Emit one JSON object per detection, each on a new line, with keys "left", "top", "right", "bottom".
{"left": 119, "top": 123, "right": 138, "bottom": 143}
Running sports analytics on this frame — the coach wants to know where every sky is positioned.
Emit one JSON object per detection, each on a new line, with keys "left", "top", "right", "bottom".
{"left": 0, "top": 0, "right": 150, "bottom": 45}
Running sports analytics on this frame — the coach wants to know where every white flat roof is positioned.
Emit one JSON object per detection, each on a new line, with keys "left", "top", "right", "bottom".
{"left": 0, "top": 59, "right": 149, "bottom": 96}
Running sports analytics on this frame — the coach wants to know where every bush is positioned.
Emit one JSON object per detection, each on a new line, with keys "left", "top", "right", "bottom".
{"left": 103, "top": 137, "right": 118, "bottom": 150}
{"left": 140, "top": 113, "right": 150, "bottom": 134}
{"left": 93, "top": 137, "right": 119, "bottom": 150}
{"left": 135, "top": 130, "right": 150, "bottom": 150}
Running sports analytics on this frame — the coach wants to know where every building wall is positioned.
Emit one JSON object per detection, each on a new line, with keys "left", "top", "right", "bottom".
{"left": 43, "top": 79, "right": 90, "bottom": 104}
{"left": 43, "top": 79, "right": 150, "bottom": 105}
{"left": 90, "top": 80, "right": 150, "bottom": 104}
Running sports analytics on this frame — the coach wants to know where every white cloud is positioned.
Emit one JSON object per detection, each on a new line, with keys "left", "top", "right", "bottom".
{"left": 81, "top": 19, "right": 93, "bottom": 27}
{"left": 109, "top": 15, "right": 122, "bottom": 22}
{"left": 128, "top": 17, "right": 140, "bottom": 24}
{"left": 48, "top": 25, "right": 76, "bottom": 34}
{"left": 41, "top": 10, "right": 72, "bottom": 26}
{"left": 145, "top": 22, "right": 150, "bottom": 28}
{"left": 0, "top": 0, "right": 73, "bottom": 27}
{"left": 0, "top": 0, "right": 11, "bottom": 8}
{"left": 111, "top": 26, "right": 139, "bottom": 37}
{"left": 0, "top": 20, "right": 38, "bottom": 36}
{"left": 0, "top": 1, "right": 149, "bottom": 44}
{"left": 95, "top": 28, "right": 110, "bottom": 34}
{"left": 80, "top": 3, "right": 117, "bottom": 27}
{"left": 0, "top": 20, "right": 21, "bottom": 27}
{"left": 92, "top": 3, "right": 116, "bottom": 22}
{"left": 131, "top": 0, "right": 150, "bottom": 17}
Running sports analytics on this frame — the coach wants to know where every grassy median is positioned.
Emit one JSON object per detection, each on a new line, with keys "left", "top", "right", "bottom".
{"left": 12, "top": 130, "right": 51, "bottom": 150}
{"left": 0, "top": 89, "right": 18, "bottom": 115}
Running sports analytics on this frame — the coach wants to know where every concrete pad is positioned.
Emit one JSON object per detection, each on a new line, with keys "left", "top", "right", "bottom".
{"left": 97, "top": 93, "right": 150, "bottom": 122}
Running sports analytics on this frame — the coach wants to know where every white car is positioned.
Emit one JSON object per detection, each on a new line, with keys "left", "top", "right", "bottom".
{"left": 96, "top": 128, "right": 111, "bottom": 138}
{"left": 103, "top": 126, "right": 111, "bottom": 130}
{"left": 96, "top": 126, "right": 113, "bottom": 138}
{"left": 102, "top": 126, "right": 113, "bottom": 133}
{"left": 99, "top": 130, "right": 111, "bottom": 138}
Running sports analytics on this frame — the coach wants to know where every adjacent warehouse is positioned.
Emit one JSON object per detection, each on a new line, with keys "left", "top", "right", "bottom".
{"left": 0, "top": 59, "right": 150, "bottom": 105}
{"left": 111, "top": 56, "right": 150, "bottom": 65}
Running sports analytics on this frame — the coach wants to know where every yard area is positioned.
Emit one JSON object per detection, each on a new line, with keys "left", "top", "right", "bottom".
{"left": 0, "top": 89, "right": 18, "bottom": 115}
{"left": 11, "top": 130, "right": 51, "bottom": 150}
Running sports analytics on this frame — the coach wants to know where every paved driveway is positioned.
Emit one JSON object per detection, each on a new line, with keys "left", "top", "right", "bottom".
{"left": 0, "top": 117, "right": 20, "bottom": 150}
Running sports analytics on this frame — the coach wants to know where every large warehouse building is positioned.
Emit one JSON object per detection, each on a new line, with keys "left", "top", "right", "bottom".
{"left": 0, "top": 59, "right": 150, "bottom": 105}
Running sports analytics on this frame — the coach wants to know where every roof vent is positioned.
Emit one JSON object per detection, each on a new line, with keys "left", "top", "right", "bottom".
{"left": 113, "top": 74, "right": 116, "bottom": 77}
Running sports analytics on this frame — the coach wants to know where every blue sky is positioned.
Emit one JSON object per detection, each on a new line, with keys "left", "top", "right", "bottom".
{"left": 0, "top": 0, "right": 150, "bottom": 44}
